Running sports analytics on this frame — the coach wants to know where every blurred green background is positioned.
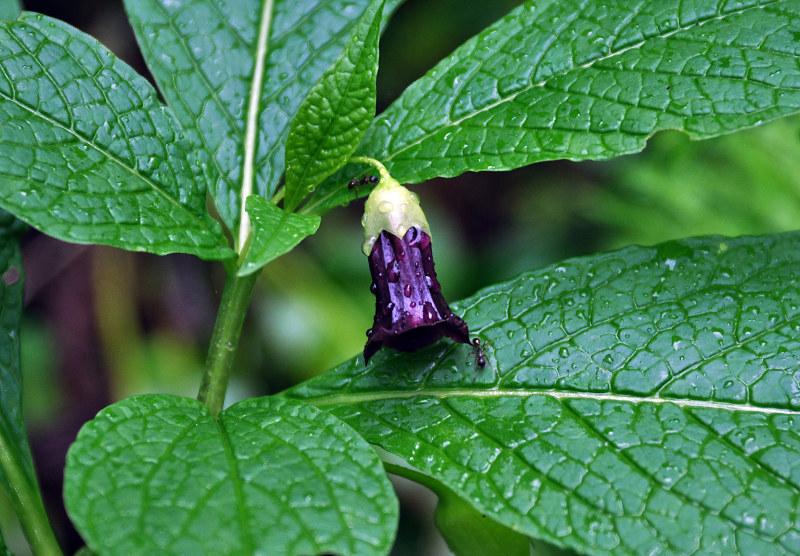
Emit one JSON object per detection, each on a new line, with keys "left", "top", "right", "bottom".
{"left": 5, "top": 0, "right": 800, "bottom": 554}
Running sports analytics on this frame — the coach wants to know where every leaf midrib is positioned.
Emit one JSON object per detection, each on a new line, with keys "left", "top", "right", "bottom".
{"left": 238, "top": 0, "right": 275, "bottom": 251}
{"left": 301, "top": 388, "right": 800, "bottom": 414}
{"left": 381, "top": 0, "right": 782, "bottom": 163}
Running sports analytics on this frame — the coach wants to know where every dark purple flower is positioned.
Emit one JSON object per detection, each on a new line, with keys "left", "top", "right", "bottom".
{"left": 364, "top": 226, "right": 470, "bottom": 362}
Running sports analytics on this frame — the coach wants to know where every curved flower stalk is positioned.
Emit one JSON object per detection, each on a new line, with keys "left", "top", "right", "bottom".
{"left": 356, "top": 158, "right": 470, "bottom": 363}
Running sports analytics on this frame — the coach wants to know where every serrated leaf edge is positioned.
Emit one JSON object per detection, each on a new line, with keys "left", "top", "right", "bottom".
{"left": 380, "top": 1, "right": 786, "bottom": 168}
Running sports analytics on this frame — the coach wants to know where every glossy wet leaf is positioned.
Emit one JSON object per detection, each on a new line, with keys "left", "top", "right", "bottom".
{"left": 238, "top": 196, "right": 320, "bottom": 276}
{"left": 287, "top": 231, "right": 800, "bottom": 554}
{"left": 64, "top": 394, "right": 398, "bottom": 556}
{"left": 283, "top": 0, "right": 383, "bottom": 211}
{"left": 124, "top": 0, "right": 401, "bottom": 235}
{"left": 0, "top": 14, "right": 232, "bottom": 260}
{"left": 310, "top": 0, "right": 800, "bottom": 210}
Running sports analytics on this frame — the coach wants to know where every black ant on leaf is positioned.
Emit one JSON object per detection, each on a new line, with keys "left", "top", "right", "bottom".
{"left": 469, "top": 337, "right": 494, "bottom": 380}
{"left": 348, "top": 175, "right": 379, "bottom": 193}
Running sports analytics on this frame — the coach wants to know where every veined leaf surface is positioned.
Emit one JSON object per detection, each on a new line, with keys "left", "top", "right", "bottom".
{"left": 124, "top": 0, "right": 402, "bottom": 238}
{"left": 0, "top": 14, "right": 232, "bottom": 259}
{"left": 307, "top": 0, "right": 800, "bottom": 213}
{"left": 288, "top": 231, "right": 800, "bottom": 554}
{"left": 283, "top": 0, "right": 383, "bottom": 211}
{"left": 64, "top": 395, "right": 398, "bottom": 556}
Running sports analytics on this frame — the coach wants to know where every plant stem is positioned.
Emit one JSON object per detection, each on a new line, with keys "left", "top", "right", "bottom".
{"left": 0, "top": 439, "right": 62, "bottom": 555}
{"left": 197, "top": 269, "right": 259, "bottom": 416}
{"left": 349, "top": 156, "right": 392, "bottom": 182}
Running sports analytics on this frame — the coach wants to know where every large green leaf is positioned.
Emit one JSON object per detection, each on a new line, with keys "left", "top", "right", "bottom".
{"left": 287, "top": 231, "right": 800, "bottom": 554}
{"left": 283, "top": 0, "right": 383, "bottom": 211}
{"left": 64, "top": 394, "right": 398, "bottom": 556}
{"left": 0, "top": 14, "right": 232, "bottom": 260}
{"left": 0, "top": 210, "right": 59, "bottom": 555}
{"left": 306, "top": 0, "right": 800, "bottom": 213}
{"left": 124, "top": 0, "right": 402, "bottom": 240}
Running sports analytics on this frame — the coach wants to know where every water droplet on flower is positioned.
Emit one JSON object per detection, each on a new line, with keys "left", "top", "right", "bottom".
{"left": 378, "top": 200, "right": 393, "bottom": 213}
{"left": 404, "top": 284, "right": 412, "bottom": 297}
{"left": 387, "top": 260, "right": 400, "bottom": 282}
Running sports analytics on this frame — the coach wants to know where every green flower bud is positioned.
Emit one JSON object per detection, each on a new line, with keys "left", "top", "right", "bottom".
{"left": 359, "top": 169, "right": 430, "bottom": 255}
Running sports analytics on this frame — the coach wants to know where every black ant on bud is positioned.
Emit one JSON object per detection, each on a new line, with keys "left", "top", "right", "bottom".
{"left": 348, "top": 175, "right": 379, "bottom": 193}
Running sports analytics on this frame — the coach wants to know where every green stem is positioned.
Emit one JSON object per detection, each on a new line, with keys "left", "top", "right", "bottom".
{"left": 0, "top": 439, "right": 62, "bottom": 555}
{"left": 197, "top": 269, "right": 260, "bottom": 416}
{"left": 349, "top": 156, "right": 392, "bottom": 182}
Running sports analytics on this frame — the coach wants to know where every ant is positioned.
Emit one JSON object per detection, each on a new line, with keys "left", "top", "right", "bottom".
{"left": 471, "top": 338, "right": 488, "bottom": 369}
{"left": 469, "top": 337, "right": 494, "bottom": 380}
{"left": 348, "top": 175, "right": 379, "bottom": 193}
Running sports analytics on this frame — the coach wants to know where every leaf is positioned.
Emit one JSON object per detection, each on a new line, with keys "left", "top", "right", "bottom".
{"left": 433, "top": 479, "right": 532, "bottom": 556}
{"left": 0, "top": 14, "right": 232, "bottom": 260}
{"left": 287, "top": 231, "right": 800, "bottom": 554}
{"left": 354, "top": 0, "right": 800, "bottom": 186}
{"left": 0, "top": 531, "right": 9, "bottom": 556}
{"left": 238, "top": 195, "right": 320, "bottom": 276}
{"left": 64, "top": 394, "right": 398, "bottom": 556}
{"left": 0, "top": 210, "right": 29, "bottom": 490}
{"left": 0, "top": 0, "right": 19, "bottom": 21}
{"left": 124, "top": 0, "right": 403, "bottom": 237}
{"left": 283, "top": 0, "right": 383, "bottom": 211}
{"left": 0, "top": 210, "right": 59, "bottom": 554}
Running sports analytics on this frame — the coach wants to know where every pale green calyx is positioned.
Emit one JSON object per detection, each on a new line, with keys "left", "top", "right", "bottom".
{"left": 356, "top": 158, "right": 430, "bottom": 255}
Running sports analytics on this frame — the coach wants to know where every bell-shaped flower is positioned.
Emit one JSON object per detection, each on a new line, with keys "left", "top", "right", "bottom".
{"left": 361, "top": 169, "right": 470, "bottom": 362}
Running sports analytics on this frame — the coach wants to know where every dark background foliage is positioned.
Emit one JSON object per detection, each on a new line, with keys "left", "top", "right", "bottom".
{"left": 4, "top": 0, "right": 800, "bottom": 553}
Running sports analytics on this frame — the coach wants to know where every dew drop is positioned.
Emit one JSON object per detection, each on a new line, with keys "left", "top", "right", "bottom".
{"left": 387, "top": 260, "right": 400, "bottom": 282}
